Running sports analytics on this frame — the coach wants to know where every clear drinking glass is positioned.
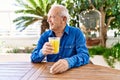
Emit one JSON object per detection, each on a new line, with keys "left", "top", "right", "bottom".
{"left": 48, "top": 37, "right": 60, "bottom": 54}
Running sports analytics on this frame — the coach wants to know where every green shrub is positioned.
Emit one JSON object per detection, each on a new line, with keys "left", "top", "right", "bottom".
{"left": 7, "top": 48, "right": 19, "bottom": 53}
{"left": 89, "top": 42, "right": 120, "bottom": 68}
{"left": 89, "top": 46, "right": 107, "bottom": 57}
{"left": 7, "top": 47, "right": 34, "bottom": 53}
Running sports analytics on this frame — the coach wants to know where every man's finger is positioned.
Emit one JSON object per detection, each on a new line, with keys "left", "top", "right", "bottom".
{"left": 50, "top": 59, "right": 69, "bottom": 74}
{"left": 51, "top": 62, "right": 63, "bottom": 74}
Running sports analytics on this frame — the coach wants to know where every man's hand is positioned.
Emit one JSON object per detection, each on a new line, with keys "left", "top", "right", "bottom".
{"left": 50, "top": 59, "right": 69, "bottom": 74}
{"left": 41, "top": 42, "right": 54, "bottom": 55}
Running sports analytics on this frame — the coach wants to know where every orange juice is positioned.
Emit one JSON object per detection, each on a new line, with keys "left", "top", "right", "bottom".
{"left": 49, "top": 37, "right": 60, "bottom": 54}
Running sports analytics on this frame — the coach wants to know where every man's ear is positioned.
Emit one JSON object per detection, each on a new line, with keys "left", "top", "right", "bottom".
{"left": 63, "top": 16, "right": 67, "bottom": 22}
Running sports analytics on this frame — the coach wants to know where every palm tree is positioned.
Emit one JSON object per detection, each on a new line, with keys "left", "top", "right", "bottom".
{"left": 13, "top": 0, "right": 55, "bottom": 34}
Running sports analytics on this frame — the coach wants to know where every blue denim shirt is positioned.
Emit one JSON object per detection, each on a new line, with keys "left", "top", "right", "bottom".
{"left": 31, "top": 24, "right": 89, "bottom": 68}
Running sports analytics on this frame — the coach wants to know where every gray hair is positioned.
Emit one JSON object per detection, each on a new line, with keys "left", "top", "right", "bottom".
{"left": 51, "top": 4, "right": 70, "bottom": 23}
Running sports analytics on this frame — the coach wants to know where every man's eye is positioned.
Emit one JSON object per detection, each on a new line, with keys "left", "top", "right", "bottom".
{"left": 52, "top": 16, "right": 55, "bottom": 18}
{"left": 48, "top": 16, "right": 55, "bottom": 19}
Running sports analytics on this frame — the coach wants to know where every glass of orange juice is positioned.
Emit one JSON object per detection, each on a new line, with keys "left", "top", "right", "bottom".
{"left": 49, "top": 37, "right": 60, "bottom": 54}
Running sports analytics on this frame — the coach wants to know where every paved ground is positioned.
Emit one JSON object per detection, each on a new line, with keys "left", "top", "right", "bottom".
{"left": 90, "top": 55, "right": 109, "bottom": 67}
{"left": 91, "top": 55, "right": 120, "bottom": 70}
{"left": 0, "top": 53, "right": 31, "bottom": 62}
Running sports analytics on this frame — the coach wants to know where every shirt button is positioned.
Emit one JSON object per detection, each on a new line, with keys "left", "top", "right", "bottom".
{"left": 59, "top": 56, "right": 61, "bottom": 58}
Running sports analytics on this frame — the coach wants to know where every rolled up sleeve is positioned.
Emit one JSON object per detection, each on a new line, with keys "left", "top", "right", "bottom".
{"left": 65, "top": 29, "right": 89, "bottom": 68}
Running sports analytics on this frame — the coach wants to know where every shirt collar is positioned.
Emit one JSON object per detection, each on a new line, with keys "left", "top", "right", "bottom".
{"left": 49, "top": 24, "right": 69, "bottom": 36}
{"left": 64, "top": 24, "right": 69, "bottom": 35}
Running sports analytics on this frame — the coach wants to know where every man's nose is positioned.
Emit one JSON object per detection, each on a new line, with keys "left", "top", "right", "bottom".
{"left": 47, "top": 17, "right": 50, "bottom": 22}
{"left": 47, "top": 19, "right": 49, "bottom": 22}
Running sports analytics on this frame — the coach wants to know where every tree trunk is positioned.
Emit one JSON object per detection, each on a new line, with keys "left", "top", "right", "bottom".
{"left": 100, "top": 7, "right": 107, "bottom": 47}
{"left": 40, "top": 18, "right": 49, "bottom": 34}
{"left": 99, "top": 7, "right": 115, "bottom": 47}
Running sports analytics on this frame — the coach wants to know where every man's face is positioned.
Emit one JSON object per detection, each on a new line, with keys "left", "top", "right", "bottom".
{"left": 47, "top": 8, "right": 64, "bottom": 31}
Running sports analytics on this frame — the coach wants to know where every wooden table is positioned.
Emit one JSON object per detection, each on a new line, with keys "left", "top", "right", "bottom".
{"left": 0, "top": 62, "right": 120, "bottom": 80}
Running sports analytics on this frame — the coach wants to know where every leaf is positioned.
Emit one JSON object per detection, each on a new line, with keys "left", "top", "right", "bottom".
{"left": 36, "top": 7, "right": 44, "bottom": 16}
{"left": 27, "top": 0, "right": 38, "bottom": 9}
{"left": 24, "top": 18, "right": 39, "bottom": 27}
{"left": 15, "top": 0, "right": 34, "bottom": 9}
{"left": 46, "top": 3, "right": 51, "bottom": 13}
{"left": 38, "top": 0, "right": 44, "bottom": 9}
{"left": 13, "top": 16, "right": 35, "bottom": 22}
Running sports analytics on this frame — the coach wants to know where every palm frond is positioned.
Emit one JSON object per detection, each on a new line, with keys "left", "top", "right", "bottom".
{"left": 37, "top": 0, "right": 52, "bottom": 15}
{"left": 43, "top": 0, "right": 48, "bottom": 13}
{"left": 15, "top": 9, "right": 38, "bottom": 16}
{"left": 22, "top": 4, "right": 34, "bottom": 10}
{"left": 36, "top": 7, "right": 45, "bottom": 16}
{"left": 13, "top": 16, "right": 41, "bottom": 23}
{"left": 15, "top": 20, "right": 26, "bottom": 28}
{"left": 27, "top": 0, "right": 38, "bottom": 9}
{"left": 15, "top": 21, "right": 28, "bottom": 30}
{"left": 15, "top": 18, "right": 39, "bottom": 31}
{"left": 15, "top": 0, "right": 34, "bottom": 10}
{"left": 15, "top": 7, "right": 46, "bottom": 18}
{"left": 24, "top": 18, "right": 39, "bottom": 27}
{"left": 46, "top": 3, "right": 51, "bottom": 14}
{"left": 14, "top": 18, "right": 32, "bottom": 30}
{"left": 38, "top": 0, "right": 44, "bottom": 9}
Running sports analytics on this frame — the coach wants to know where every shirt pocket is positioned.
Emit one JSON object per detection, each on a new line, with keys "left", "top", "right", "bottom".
{"left": 64, "top": 45, "right": 75, "bottom": 49}
{"left": 61, "top": 44, "right": 76, "bottom": 57}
